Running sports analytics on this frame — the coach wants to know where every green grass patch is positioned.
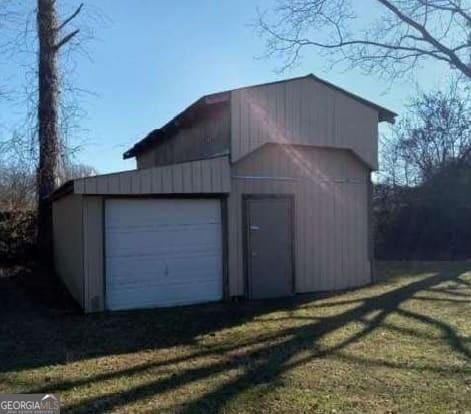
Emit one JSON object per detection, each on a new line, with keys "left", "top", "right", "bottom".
{"left": 1, "top": 261, "right": 470, "bottom": 413}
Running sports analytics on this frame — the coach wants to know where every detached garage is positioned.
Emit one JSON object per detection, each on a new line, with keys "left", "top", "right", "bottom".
{"left": 53, "top": 157, "right": 230, "bottom": 312}
{"left": 52, "top": 74, "right": 396, "bottom": 312}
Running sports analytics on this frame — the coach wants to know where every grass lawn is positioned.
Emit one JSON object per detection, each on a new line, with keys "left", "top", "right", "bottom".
{"left": 1, "top": 261, "right": 470, "bottom": 413}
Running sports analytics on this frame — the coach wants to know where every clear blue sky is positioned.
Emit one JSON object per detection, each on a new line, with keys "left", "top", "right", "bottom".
{"left": 0, "top": 0, "right": 451, "bottom": 173}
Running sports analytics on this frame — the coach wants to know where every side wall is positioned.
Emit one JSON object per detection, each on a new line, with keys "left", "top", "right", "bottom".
{"left": 137, "top": 104, "right": 230, "bottom": 169}
{"left": 53, "top": 194, "right": 105, "bottom": 312}
{"left": 83, "top": 196, "right": 104, "bottom": 312}
{"left": 231, "top": 77, "right": 379, "bottom": 169}
{"left": 227, "top": 144, "right": 372, "bottom": 296}
{"left": 52, "top": 194, "right": 84, "bottom": 307}
{"left": 75, "top": 156, "right": 231, "bottom": 196}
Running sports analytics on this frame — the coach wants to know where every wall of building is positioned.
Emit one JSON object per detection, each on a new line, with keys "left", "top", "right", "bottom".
{"left": 227, "top": 144, "right": 372, "bottom": 296}
{"left": 82, "top": 196, "right": 104, "bottom": 312}
{"left": 136, "top": 104, "right": 230, "bottom": 169}
{"left": 230, "top": 77, "right": 379, "bottom": 169}
{"left": 53, "top": 146, "right": 372, "bottom": 310}
{"left": 74, "top": 156, "right": 231, "bottom": 196}
{"left": 52, "top": 194, "right": 84, "bottom": 307}
{"left": 53, "top": 194, "right": 104, "bottom": 312}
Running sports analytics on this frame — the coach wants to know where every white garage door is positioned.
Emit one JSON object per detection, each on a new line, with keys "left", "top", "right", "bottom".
{"left": 105, "top": 198, "right": 223, "bottom": 310}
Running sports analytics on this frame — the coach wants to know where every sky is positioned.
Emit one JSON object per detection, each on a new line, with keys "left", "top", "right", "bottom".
{"left": 0, "top": 0, "right": 452, "bottom": 173}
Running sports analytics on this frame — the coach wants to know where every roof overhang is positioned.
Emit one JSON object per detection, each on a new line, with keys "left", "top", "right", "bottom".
{"left": 123, "top": 92, "right": 230, "bottom": 160}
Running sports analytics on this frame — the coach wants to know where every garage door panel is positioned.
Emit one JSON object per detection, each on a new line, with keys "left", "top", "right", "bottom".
{"left": 106, "top": 225, "right": 221, "bottom": 258}
{"left": 106, "top": 255, "right": 222, "bottom": 286}
{"left": 108, "top": 273, "right": 222, "bottom": 291}
{"left": 108, "top": 279, "right": 222, "bottom": 310}
{"left": 106, "top": 257, "right": 167, "bottom": 286}
{"left": 106, "top": 199, "right": 220, "bottom": 227}
{"left": 105, "top": 198, "right": 223, "bottom": 310}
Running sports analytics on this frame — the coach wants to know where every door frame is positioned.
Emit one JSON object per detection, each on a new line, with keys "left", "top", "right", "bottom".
{"left": 242, "top": 194, "right": 296, "bottom": 299}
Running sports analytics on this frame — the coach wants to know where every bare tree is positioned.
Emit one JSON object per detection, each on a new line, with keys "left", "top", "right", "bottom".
{"left": 0, "top": 133, "right": 36, "bottom": 262}
{"left": 36, "top": 0, "right": 83, "bottom": 258}
{"left": 0, "top": 1, "right": 14, "bottom": 98}
{"left": 379, "top": 83, "right": 471, "bottom": 185}
{"left": 257, "top": 0, "right": 471, "bottom": 79}
{"left": 0, "top": 129, "right": 97, "bottom": 261}
{"left": 0, "top": 133, "right": 36, "bottom": 213}
{"left": 374, "top": 83, "right": 471, "bottom": 260}
{"left": 59, "top": 161, "right": 97, "bottom": 183}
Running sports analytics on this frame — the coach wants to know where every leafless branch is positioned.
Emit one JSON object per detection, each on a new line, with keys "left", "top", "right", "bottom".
{"left": 381, "top": 80, "right": 471, "bottom": 185}
{"left": 58, "top": 2, "right": 83, "bottom": 31}
{"left": 257, "top": 0, "right": 471, "bottom": 80}
{"left": 55, "top": 28, "right": 79, "bottom": 50}
{"left": 419, "top": 0, "right": 471, "bottom": 24}
{"left": 376, "top": 0, "right": 471, "bottom": 77}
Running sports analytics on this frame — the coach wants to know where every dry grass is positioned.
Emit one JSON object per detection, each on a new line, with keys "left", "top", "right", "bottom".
{"left": 1, "top": 261, "right": 470, "bottom": 413}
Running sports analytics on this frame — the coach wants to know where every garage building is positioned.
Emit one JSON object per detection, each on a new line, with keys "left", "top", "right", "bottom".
{"left": 52, "top": 74, "right": 396, "bottom": 312}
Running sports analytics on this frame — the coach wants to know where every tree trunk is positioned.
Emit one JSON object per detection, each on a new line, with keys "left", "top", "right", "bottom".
{"left": 37, "top": 0, "right": 60, "bottom": 261}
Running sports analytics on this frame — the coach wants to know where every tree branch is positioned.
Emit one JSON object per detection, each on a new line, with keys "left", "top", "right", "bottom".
{"left": 375, "top": 0, "right": 471, "bottom": 78}
{"left": 55, "top": 29, "right": 79, "bottom": 50}
{"left": 418, "top": 0, "right": 471, "bottom": 25}
{"left": 258, "top": 0, "right": 471, "bottom": 79}
{"left": 259, "top": 17, "right": 451, "bottom": 63}
{"left": 58, "top": 3, "right": 83, "bottom": 31}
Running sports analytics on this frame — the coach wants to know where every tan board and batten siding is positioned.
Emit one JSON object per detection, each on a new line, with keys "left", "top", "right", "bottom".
{"left": 53, "top": 194, "right": 104, "bottom": 312}
{"left": 82, "top": 196, "right": 104, "bottom": 312}
{"left": 52, "top": 156, "right": 231, "bottom": 312}
{"left": 74, "top": 156, "right": 230, "bottom": 195}
{"left": 227, "top": 144, "right": 371, "bottom": 296}
{"left": 231, "top": 76, "right": 379, "bottom": 169}
{"left": 225, "top": 76, "right": 379, "bottom": 295}
{"left": 137, "top": 104, "right": 230, "bottom": 169}
{"left": 52, "top": 194, "right": 84, "bottom": 306}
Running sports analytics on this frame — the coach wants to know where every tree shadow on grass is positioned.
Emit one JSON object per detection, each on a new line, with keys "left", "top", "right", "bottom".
{"left": 1, "top": 262, "right": 470, "bottom": 413}
{"left": 427, "top": 287, "right": 471, "bottom": 297}
{"left": 56, "top": 266, "right": 470, "bottom": 413}
{"left": 0, "top": 265, "right": 322, "bottom": 374}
